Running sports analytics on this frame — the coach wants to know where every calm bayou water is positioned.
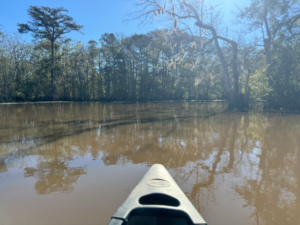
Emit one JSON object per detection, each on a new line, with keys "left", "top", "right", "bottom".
{"left": 0, "top": 102, "right": 299, "bottom": 225}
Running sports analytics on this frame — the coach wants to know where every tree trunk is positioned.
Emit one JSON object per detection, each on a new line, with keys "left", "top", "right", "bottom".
{"left": 86, "top": 62, "right": 89, "bottom": 101}
{"left": 98, "top": 70, "right": 101, "bottom": 101}
{"left": 113, "top": 58, "right": 116, "bottom": 98}
{"left": 206, "top": 87, "right": 209, "bottom": 100}
{"left": 140, "top": 51, "right": 143, "bottom": 100}
{"left": 72, "top": 73, "right": 75, "bottom": 101}
{"left": 51, "top": 40, "right": 54, "bottom": 100}
{"left": 263, "top": 0, "right": 274, "bottom": 108}
{"left": 232, "top": 43, "right": 239, "bottom": 95}
{"left": 195, "top": 83, "right": 200, "bottom": 101}
{"left": 217, "top": 36, "right": 243, "bottom": 109}
{"left": 100, "top": 75, "right": 103, "bottom": 100}
{"left": 107, "top": 67, "right": 111, "bottom": 100}
{"left": 195, "top": 21, "right": 237, "bottom": 108}
{"left": 79, "top": 63, "right": 82, "bottom": 101}
{"left": 98, "top": 55, "right": 102, "bottom": 100}
{"left": 183, "top": 1, "right": 243, "bottom": 110}
{"left": 129, "top": 60, "right": 132, "bottom": 99}
{"left": 92, "top": 71, "right": 95, "bottom": 101}
{"left": 3, "top": 66, "right": 7, "bottom": 101}
{"left": 194, "top": 23, "right": 231, "bottom": 94}
{"left": 244, "top": 69, "right": 251, "bottom": 109}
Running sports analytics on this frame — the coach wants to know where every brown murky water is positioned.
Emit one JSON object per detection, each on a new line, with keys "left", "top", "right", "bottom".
{"left": 0, "top": 102, "right": 299, "bottom": 225}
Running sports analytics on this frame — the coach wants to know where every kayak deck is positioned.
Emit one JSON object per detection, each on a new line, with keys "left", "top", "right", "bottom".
{"left": 108, "top": 164, "right": 207, "bottom": 225}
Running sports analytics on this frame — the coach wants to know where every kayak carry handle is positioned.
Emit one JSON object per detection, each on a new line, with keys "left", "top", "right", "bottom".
{"left": 139, "top": 193, "right": 180, "bottom": 207}
{"left": 108, "top": 164, "right": 207, "bottom": 225}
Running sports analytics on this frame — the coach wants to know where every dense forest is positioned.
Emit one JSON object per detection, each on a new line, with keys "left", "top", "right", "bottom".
{"left": 0, "top": 0, "right": 299, "bottom": 110}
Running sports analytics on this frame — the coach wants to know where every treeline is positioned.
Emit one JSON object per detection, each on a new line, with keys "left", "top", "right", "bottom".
{"left": 0, "top": 29, "right": 229, "bottom": 102}
{"left": 0, "top": 0, "right": 299, "bottom": 110}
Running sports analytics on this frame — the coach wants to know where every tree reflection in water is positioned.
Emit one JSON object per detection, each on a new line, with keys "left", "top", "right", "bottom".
{"left": 0, "top": 158, "right": 7, "bottom": 174}
{"left": 24, "top": 160, "right": 86, "bottom": 195}
{"left": 0, "top": 102, "right": 299, "bottom": 224}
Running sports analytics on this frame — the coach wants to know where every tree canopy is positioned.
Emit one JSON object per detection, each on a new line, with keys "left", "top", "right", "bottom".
{"left": 17, "top": 6, "right": 83, "bottom": 99}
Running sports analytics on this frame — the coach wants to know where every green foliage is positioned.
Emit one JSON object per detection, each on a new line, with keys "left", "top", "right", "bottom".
{"left": 237, "top": 0, "right": 300, "bottom": 109}
{"left": 183, "top": 91, "right": 188, "bottom": 101}
{"left": 248, "top": 67, "right": 269, "bottom": 100}
{"left": 0, "top": 26, "right": 287, "bottom": 103}
{"left": 17, "top": 6, "right": 83, "bottom": 41}
{"left": 267, "top": 39, "right": 300, "bottom": 109}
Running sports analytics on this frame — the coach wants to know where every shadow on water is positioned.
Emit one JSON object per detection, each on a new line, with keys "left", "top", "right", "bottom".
{"left": 0, "top": 101, "right": 299, "bottom": 225}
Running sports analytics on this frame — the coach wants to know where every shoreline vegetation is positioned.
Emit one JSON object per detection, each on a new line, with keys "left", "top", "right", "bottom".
{"left": 3, "top": 100, "right": 297, "bottom": 114}
{"left": 0, "top": 1, "right": 299, "bottom": 111}
{"left": 0, "top": 100, "right": 263, "bottom": 105}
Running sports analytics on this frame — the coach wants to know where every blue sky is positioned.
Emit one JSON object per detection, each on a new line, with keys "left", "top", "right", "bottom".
{"left": 0, "top": 0, "right": 251, "bottom": 43}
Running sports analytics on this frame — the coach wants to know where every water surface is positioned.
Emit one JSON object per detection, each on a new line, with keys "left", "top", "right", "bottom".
{"left": 0, "top": 102, "right": 299, "bottom": 225}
